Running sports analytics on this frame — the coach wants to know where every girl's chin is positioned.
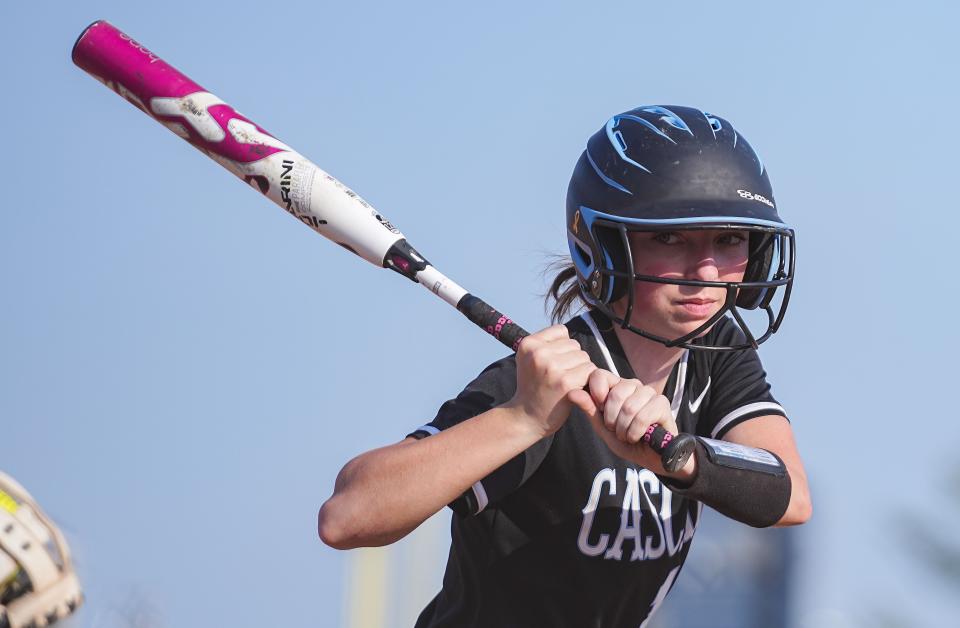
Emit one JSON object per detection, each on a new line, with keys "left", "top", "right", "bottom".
{"left": 657, "top": 317, "right": 722, "bottom": 342}
{"left": 617, "top": 320, "right": 716, "bottom": 345}
{"left": 612, "top": 304, "right": 723, "bottom": 340}
{"left": 670, "top": 314, "right": 720, "bottom": 328}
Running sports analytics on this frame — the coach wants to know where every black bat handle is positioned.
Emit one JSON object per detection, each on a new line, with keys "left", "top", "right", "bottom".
{"left": 643, "top": 425, "right": 697, "bottom": 473}
{"left": 456, "top": 294, "right": 529, "bottom": 352}
{"left": 455, "top": 294, "right": 695, "bottom": 473}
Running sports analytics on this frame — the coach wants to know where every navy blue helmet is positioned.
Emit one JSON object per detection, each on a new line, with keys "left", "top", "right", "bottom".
{"left": 566, "top": 105, "right": 795, "bottom": 351}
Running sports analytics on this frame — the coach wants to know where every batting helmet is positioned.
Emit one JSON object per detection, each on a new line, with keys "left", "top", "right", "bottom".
{"left": 566, "top": 105, "right": 795, "bottom": 351}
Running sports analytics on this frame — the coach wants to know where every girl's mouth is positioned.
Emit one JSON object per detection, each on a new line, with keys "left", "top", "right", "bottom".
{"left": 675, "top": 298, "right": 717, "bottom": 318}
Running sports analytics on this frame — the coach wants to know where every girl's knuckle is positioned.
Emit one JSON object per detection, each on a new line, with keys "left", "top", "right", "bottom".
{"left": 627, "top": 423, "right": 646, "bottom": 442}
{"left": 609, "top": 387, "right": 628, "bottom": 405}
{"left": 622, "top": 398, "right": 641, "bottom": 417}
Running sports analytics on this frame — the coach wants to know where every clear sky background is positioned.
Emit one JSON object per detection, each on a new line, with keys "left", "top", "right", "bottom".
{"left": 3, "top": 1, "right": 959, "bottom": 627}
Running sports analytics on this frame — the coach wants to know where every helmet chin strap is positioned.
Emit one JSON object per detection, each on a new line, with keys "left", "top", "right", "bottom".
{"left": 592, "top": 283, "right": 771, "bottom": 352}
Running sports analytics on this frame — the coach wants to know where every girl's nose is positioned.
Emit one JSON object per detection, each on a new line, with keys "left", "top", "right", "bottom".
{"left": 688, "top": 247, "right": 720, "bottom": 282}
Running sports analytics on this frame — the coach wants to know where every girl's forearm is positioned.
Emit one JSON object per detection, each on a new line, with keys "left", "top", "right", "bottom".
{"left": 318, "top": 403, "right": 544, "bottom": 549}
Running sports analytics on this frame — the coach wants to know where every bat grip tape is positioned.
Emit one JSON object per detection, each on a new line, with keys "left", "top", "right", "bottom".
{"left": 455, "top": 295, "right": 694, "bottom": 471}
{"left": 456, "top": 294, "right": 528, "bottom": 352}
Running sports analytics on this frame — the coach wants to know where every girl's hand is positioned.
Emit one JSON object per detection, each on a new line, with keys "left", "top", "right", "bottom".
{"left": 571, "top": 370, "right": 688, "bottom": 476}
{"left": 507, "top": 325, "right": 597, "bottom": 438}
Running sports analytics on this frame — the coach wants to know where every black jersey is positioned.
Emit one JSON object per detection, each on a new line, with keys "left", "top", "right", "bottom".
{"left": 407, "top": 311, "right": 786, "bottom": 628}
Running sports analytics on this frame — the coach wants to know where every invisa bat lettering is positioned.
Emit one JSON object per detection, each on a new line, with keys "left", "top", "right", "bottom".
{"left": 280, "top": 160, "right": 294, "bottom": 211}
{"left": 277, "top": 161, "right": 327, "bottom": 227}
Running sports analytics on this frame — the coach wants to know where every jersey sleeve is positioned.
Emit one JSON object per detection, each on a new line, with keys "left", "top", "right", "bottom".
{"left": 406, "top": 356, "right": 553, "bottom": 516}
{"left": 698, "top": 321, "right": 788, "bottom": 440}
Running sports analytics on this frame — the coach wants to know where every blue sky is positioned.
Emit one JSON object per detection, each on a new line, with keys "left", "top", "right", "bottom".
{"left": 3, "top": 1, "right": 959, "bottom": 626}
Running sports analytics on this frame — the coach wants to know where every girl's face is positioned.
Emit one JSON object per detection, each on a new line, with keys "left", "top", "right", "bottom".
{"left": 612, "top": 229, "right": 750, "bottom": 341}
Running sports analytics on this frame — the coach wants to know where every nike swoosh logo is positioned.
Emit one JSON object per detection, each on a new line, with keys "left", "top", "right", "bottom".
{"left": 688, "top": 377, "right": 711, "bottom": 413}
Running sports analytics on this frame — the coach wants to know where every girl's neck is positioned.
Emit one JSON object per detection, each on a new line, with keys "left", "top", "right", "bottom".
{"left": 612, "top": 324, "right": 686, "bottom": 393}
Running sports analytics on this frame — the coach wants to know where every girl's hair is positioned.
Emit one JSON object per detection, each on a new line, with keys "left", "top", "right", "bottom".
{"left": 543, "top": 256, "right": 591, "bottom": 323}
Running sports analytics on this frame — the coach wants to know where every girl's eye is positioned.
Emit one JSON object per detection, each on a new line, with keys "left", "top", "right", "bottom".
{"left": 717, "top": 233, "right": 747, "bottom": 246}
{"left": 652, "top": 232, "right": 682, "bottom": 245}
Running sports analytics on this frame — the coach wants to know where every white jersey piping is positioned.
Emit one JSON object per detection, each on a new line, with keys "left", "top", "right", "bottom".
{"left": 582, "top": 312, "right": 619, "bottom": 376}
{"left": 471, "top": 481, "right": 490, "bottom": 513}
{"left": 417, "top": 425, "right": 490, "bottom": 514}
{"left": 710, "top": 402, "right": 786, "bottom": 438}
{"left": 669, "top": 352, "right": 688, "bottom": 419}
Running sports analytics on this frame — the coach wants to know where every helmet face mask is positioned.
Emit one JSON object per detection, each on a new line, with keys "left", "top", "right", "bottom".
{"left": 573, "top": 211, "right": 794, "bottom": 351}
{"left": 566, "top": 105, "right": 796, "bottom": 351}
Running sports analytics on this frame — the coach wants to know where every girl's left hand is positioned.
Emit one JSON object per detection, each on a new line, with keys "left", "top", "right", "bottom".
{"left": 569, "top": 370, "right": 690, "bottom": 478}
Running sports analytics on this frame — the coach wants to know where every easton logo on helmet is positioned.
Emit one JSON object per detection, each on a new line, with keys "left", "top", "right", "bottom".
{"left": 737, "top": 189, "right": 776, "bottom": 209}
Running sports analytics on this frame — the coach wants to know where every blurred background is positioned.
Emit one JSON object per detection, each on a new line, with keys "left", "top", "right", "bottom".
{"left": 3, "top": 1, "right": 959, "bottom": 626}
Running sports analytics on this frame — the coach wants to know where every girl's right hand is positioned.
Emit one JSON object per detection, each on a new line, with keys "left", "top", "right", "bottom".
{"left": 506, "top": 325, "right": 597, "bottom": 438}
{"left": 577, "top": 369, "right": 688, "bottom": 476}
